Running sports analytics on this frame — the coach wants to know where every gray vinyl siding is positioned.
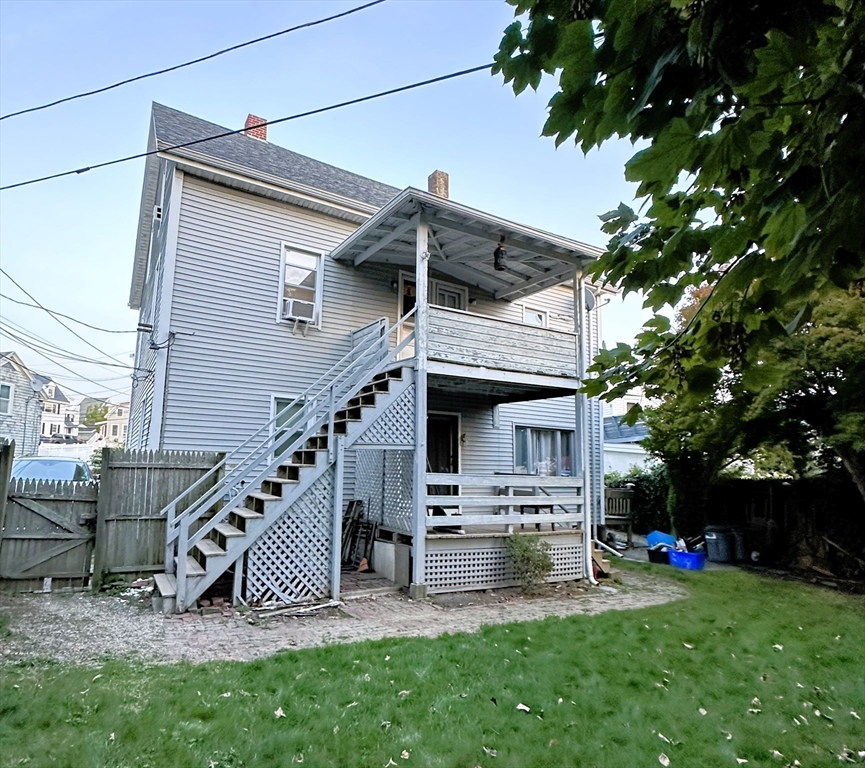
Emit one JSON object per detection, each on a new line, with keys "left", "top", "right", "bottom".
{"left": 128, "top": 159, "right": 175, "bottom": 449}
{"left": 162, "top": 177, "right": 394, "bottom": 452}
{"left": 151, "top": 173, "right": 603, "bottom": 509}
{"left": 0, "top": 361, "right": 41, "bottom": 455}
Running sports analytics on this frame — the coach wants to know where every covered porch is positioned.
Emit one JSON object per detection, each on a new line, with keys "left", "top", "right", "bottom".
{"left": 331, "top": 187, "right": 604, "bottom": 595}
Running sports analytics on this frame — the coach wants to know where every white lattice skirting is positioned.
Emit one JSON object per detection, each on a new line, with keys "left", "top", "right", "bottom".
{"left": 246, "top": 468, "right": 335, "bottom": 605}
{"left": 424, "top": 531, "right": 584, "bottom": 594}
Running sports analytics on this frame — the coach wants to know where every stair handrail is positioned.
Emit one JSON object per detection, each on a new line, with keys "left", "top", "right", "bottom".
{"left": 162, "top": 308, "right": 417, "bottom": 557}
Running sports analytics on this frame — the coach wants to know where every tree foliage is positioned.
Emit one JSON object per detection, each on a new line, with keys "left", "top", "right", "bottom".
{"left": 494, "top": 0, "right": 865, "bottom": 410}
{"left": 82, "top": 403, "right": 108, "bottom": 428}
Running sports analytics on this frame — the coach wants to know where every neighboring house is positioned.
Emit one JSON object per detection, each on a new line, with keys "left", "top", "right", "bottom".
{"left": 101, "top": 401, "right": 130, "bottom": 445}
{"left": 603, "top": 389, "right": 652, "bottom": 474}
{"left": 77, "top": 396, "right": 107, "bottom": 442}
{"left": 39, "top": 381, "right": 74, "bottom": 439}
{"left": 128, "top": 104, "right": 609, "bottom": 610}
{"left": 0, "top": 351, "right": 45, "bottom": 455}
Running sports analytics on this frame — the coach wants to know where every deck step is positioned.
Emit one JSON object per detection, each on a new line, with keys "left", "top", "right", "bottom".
{"left": 214, "top": 522, "right": 244, "bottom": 538}
{"left": 175, "top": 555, "right": 206, "bottom": 577}
{"left": 247, "top": 491, "right": 280, "bottom": 502}
{"left": 195, "top": 539, "right": 225, "bottom": 557}
{"left": 154, "top": 572, "right": 176, "bottom": 598}
{"left": 228, "top": 507, "right": 264, "bottom": 532}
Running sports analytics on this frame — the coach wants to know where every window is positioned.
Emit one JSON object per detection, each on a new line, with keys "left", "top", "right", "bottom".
{"left": 111, "top": 425, "right": 119, "bottom": 437}
{"left": 514, "top": 426, "right": 574, "bottom": 477}
{"left": 123, "top": 424, "right": 128, "bottom": 436}
{"left": 273, "top": 397, "right": 306, "bottom": 456}
{"left": 117, "top": 408, "right": 123, "bottom": 417}
{"left": 0, "top": 383, "right": 12, "bottom": 415}
{"left": 523, "top": 307, "right": 548, "bottom": 327}
{"left": 400, "top": 275, "right": 468, "bottom": 315}
{"left": 280, "top": 246, "right": 322, "bottom": 323}
{"left": 50, "top": 423, "right": 60, "bottom": 435}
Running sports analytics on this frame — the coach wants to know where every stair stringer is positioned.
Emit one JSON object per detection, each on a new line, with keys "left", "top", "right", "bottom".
{"left": 345, "top": 373, "right": 416, "bottom": 449}
{"left": 176, "top": 368, "right": 416, "bottom": 608}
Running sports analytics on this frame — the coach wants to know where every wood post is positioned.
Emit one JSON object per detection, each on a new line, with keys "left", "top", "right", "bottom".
{"left": 575, "top": 268, "right": 594, "bottom": 580}
{"left": 91, "top": 447, "right": 112, "bottom": 591}
{"left": 0, "top": 440, "right": 14, "bottom": 546}
{"left": 331, "top": 437, "right": 345, "bottom": 601}
{"left": 411, "top": 217, "right": 430, "bottom": 592}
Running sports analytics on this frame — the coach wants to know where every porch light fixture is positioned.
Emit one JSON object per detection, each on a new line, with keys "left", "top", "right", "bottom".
{"left": 493, "top": 236, "right": 507, "bottom": 271}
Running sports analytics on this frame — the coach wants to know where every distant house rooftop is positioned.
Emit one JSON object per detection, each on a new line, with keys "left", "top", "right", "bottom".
{"left": 604, "top": 415, "right": 649, "bottom": 444}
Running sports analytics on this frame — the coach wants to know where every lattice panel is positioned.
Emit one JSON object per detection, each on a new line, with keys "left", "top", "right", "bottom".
{"left": 246, "top": 468, "right": 335, "bottom": 605}
{"left": 425, "top": 534, "right": 584, "bottom": 594}
{"left": 382, "top": 450, "right": 413, "bottom": 534}
{"left": 353, "top": 449, "right": 384, "bottom": 523}
{"left": 355, "top": 384, "right": 415, "bottom": 446}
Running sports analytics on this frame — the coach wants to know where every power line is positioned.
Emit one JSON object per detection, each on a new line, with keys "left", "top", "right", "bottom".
{"left": 3, "top": 329, "right": 131, "bottom": 397}
{"left": 0, "top": 267, "right": 131, "bottom": 365}
{"left": 0, "top": 63, "right": 493, "bottom": 192}
{"left": 0, "top": 0, "right": 387, "bottom": 122}
{"left": 0, "top": 293, "right": 136, "bottom": 333}
{"left": 0, "top": 319, "right": 134, "bottom": 370}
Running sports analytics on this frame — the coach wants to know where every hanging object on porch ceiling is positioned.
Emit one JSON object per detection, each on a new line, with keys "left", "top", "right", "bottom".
{"left": 494, "top": 235, "right": 507, "bottom": 271}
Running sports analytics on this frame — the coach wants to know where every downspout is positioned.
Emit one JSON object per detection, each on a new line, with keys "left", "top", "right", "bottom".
{"left": 575, "top": 266, "right": 598, "bottom": 585}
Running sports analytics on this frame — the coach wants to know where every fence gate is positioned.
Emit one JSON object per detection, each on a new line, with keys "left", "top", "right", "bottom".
{"left": 0, "top": 478, "right": 98, "bottom": 593}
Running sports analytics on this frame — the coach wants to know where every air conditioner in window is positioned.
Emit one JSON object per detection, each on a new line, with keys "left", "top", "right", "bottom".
{"left": 282, "top": 299, "right": 316, "bottom": 323}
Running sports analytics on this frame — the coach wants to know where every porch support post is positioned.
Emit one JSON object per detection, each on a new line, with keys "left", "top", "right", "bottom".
{"left": 331, "top": 437, "right": 345, "bottom": 601}
{"left": 410, "top": 216, "right": 430, "bottom": 598}
{"left": 575, "top": 267, "right": 597, "bottom": 584}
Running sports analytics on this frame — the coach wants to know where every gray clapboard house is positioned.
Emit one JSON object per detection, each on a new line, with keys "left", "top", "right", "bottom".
{"left": 128, "top": 104, "right": 607, "bottom": 611}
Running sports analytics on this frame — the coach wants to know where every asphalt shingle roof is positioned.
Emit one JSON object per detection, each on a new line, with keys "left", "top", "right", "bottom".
{"left": 152, "top": 103, "right": 400, "bottom": 208}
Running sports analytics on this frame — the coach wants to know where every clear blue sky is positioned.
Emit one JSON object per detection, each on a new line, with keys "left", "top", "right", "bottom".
{"left": 0, "top": 0, "right": 648, "bottom": 401}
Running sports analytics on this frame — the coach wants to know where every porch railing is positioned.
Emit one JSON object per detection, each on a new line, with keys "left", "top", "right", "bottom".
{"left": 424, "top": 473, "right": 584, "bottom": 529}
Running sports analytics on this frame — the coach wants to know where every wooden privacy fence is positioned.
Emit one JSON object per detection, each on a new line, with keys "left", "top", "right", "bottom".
{"left": 0, "top": 442, "right": 224, "bottom": 593}
{"left": 92, "top": 449, "right": 223, "bottom": 588}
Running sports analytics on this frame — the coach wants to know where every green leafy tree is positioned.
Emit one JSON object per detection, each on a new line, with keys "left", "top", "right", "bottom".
{"left": 82, "top": 403, "right": 108, "bottom": 428}
{"left": 493, "top": 0, "right": 864, "bottom": 426}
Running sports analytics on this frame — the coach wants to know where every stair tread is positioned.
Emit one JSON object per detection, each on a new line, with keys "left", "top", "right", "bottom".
{"left": 247, "top": 491, "right": 280, "bottom": 501}
{"left": 231, "top": 507, "right": 264, "bottom": 519}
{"left": 179, "top": 555, "right": 206, "bottom": 577}
{"left": 214, "top": 522, "right": 244, "bottom": 538}
{"left": 154, "top": 572, "right": 176, "bottom": 598}
{"left": 195, "top": 539, "right": 225, "bottom": 557}
{"left": 264, "top": 476, "right": 298, "bottom": 484}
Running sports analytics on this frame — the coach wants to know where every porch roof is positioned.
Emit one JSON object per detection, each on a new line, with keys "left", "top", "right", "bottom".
{"left": 329, "top": 189, "right": 604, "bottom": 302}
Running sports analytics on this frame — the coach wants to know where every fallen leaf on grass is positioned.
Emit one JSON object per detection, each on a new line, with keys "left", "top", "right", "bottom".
{"left": 722, "top": 732, "right": 733, "bottom": 741}
{"left": 747, "top": 708, "right": 762, "bottom": 714}
{"left": 293, "top": 755, "right": 303, "bottom": 764}
{"left": 381, "top": 721, "right": 391, "bottom": 731}
{"left": 92, "top": 674, "right": 102, "bottom": 682}
{"left": 548, "top": 739, "right": 558, "bottom": 747}
{"left": 385, "top": 760, "right": 397, "bottom": 767}
{"left": 221, "top": 692, "right": 231, "bottom": 698}
{"left": 658, "top": 753, "right": 670, "bottom": 766}
{"left": 683, "top": 643, "right": 694, "bottom": 650}
{"left": 483, "top": 746, "right": 497, "bottom": 757}
{"left": 516, "top": 703, "right": 531, "bottom": 712}
{"left": 109, "top": 733, "right": 115, "bottom": 742}
{"left": 850, "top": 710, "right": 860, "bottom": 720}
{"left": 770, "top": 750, "right": 784, "bottom": 759}
{"left": 752, "top": 697, "right": 761, "bottom": 707}
{"left": 333, "top": 725, "right": 339, "bottom": 735}
{"left": 773, "top": 644, "right": 783, "bottom": 651}
{"left": 346, "top": 701, "right": 358, "bottom": 708}
{"left": 398, "top": 690, "right": 411, "bottom": 698}
{"left": 401, "top": 750, "right": 410, "bottom": 759}
{"left": 558, "top": 698, "right": 563, "bottom": 704}
{"left": 736, "top": 759, "right": 748, "bottom": 765}
{"left": 698, "top": 708, "right": 707, "bottom": 716}
{"left": 274, "top": 707, "right": 286, "bottom": 718}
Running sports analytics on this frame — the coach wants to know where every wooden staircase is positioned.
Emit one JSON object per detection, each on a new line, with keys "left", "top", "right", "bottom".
{"left": 153, "top": 365, "right": 412, "bottom": 613}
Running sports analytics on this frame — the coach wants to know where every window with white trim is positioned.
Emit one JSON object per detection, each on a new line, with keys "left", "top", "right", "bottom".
{"left": 0, "top": 383, "right": 12, "bottom": 415}
{"left": 523, "top": 306, "right": 548, "bottom": 327}
{"left": 280, "top": 246, "right": 322, "bottom": 323}
{"left": 514, "top": 426, "right": 574, "bottom": 477}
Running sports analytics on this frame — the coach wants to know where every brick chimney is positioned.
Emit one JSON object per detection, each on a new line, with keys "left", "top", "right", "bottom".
{"left": 244, "top": 114, "right": 267, "bottom": 141}
{"left": 427, "top": 170, "right": 449, "bottom": 198}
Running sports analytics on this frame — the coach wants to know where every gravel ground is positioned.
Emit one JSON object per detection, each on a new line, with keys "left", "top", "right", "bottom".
{"left": 0, "top": 571, "right": 687, "bottom": 667}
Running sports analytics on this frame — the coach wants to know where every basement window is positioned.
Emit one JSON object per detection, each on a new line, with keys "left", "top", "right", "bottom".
{"left": 514, "top": 426, "right": 574, "bottom": 477}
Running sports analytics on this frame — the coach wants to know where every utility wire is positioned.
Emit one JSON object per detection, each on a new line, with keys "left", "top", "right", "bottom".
{"left": 0, "top": 63, "right": 493, "bottom": 192}
{"left": 0, "top": 293, "right": 137, "bottom": 333}
{"left": 2, "top": 329, "right": 131, "bottom": 397}
{"left": 0, "top": 267, "right": 131, "bottom": 365}
{"left": 0, "top": 0, "right": 387, "bottom": 121}
{"left": 0, "top": 319, "right": 134, "bottom": 370}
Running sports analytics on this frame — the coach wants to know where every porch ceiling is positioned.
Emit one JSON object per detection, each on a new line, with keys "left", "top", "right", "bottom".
{"left": 329, "top": 188, "right": 604, "bottom": 302}
{"left": 429, "top": 372, "right": 577, "bottom": 405}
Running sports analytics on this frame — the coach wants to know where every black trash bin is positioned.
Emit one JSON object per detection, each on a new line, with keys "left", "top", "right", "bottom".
{"left": 729, "top": 528, "right": 746, "bottom": 562}
{"left": 704, "top": 525, "right": 733, "bottom": 563}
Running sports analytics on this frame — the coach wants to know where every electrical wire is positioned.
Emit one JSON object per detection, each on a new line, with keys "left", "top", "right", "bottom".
{"left": 0, "top": 0, "right": 387, "bottom": 121}
{"left": 0, "top": 63, "right": 493, "bottom": 192}
{"left": 0, "top": 319, "right": 134, "bottom": 370}
{"left": 0, "top": 267, "right": 131, "bottom": 365}
{"left": 2, "top": 329, "right": 131, "bottom": 396}
{"left": 0, "top": 292, "right": 136, "bottom": 333}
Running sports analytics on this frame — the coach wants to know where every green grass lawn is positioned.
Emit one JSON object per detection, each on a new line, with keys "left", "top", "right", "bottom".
{"left": 1, "top": 564, "right": 863, "bottom": 768}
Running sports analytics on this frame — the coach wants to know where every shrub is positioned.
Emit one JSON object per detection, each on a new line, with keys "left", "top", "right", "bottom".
{"left": 505, "top": 534, "right": 553, "bottom": 592}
